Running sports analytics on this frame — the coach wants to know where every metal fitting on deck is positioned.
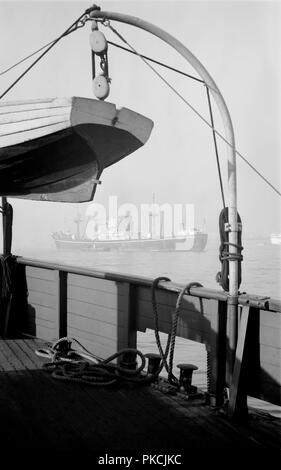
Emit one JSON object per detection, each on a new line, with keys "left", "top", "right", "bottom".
{"left": 53, "top": 339, "right": 72, "bottom": 353}
{"left": 177, "top": 363, "right": 198, "bottom": 394}
{"left": 145, "top": 353, "right": 161, "bottom": 375}
{"left": 119, "top": 351, "right": 137, "bottom": 371}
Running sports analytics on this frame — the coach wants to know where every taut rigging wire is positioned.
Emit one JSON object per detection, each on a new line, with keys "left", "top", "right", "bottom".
{"left": 0, "top": 40, "right": 204, "bottom": 84}
{"left": 102, "top": 20, "right": 281, "bottom": 198}
{"left": 0, "top": 40, "right": 57, "bottom": 77}
{"left": 0, "top": 12, "right": 89, "bottom": 101}
{"left": 107, "top": 40, "right": 205, "bottom": 84}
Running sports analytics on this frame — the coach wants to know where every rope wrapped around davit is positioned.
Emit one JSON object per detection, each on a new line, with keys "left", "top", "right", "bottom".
{"left": 216, "top": 207, "right": 243, "bottom": 292}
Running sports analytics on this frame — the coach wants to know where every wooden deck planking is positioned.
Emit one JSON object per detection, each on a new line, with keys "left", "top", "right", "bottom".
{"left": 0, "top": 338, "right": 280, "bottom": 461}
{"left": 137, "top": 330, "right": 207, "bottom": 388}
{"left": 2, "top": 340, "right": 108, "bottom": 447}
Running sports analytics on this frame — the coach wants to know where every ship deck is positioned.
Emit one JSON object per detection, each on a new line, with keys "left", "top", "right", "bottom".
{"left": 0, "top": 338, "right": 280, "bottom": 465}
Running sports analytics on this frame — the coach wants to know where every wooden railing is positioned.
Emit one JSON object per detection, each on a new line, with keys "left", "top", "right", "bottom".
{"left": 12, "top": 257, "right": 281, "bottom": 414}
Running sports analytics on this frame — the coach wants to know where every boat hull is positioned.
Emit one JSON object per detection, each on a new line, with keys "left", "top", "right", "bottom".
{"left": 53, "top": 233, "right": 208, "bottom": 252}
{"left": 270, "top": 234, "right": 281, "bottom": 245}
{"left": 0, "top": 97, "right": 153, "bottom": 202}
{"left": 54, "top": 239, "right": 95, "bottom": 250}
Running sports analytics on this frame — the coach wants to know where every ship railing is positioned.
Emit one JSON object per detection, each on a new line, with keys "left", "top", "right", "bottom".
{"left": 8, "top": 257, "right": 281, "bottom": 419}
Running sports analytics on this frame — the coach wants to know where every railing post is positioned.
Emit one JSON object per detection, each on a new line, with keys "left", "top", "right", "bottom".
{"left": 1, "top": 197, "right": 13, "bottom": 256}
{"left": 117, "top": 282, "right": 137, "bottom": 350}
{"left": 206, "top": 300, "right": 227, "bottom": 406}
{"left": 228, "top": 307, "right": 252, "bottom": 420}
{"left": 54, "top": 270, "right": 68, "bottom": 338}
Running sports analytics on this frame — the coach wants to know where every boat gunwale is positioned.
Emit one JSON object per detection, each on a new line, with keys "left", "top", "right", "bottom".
{"left": 16, "top": 256, "right": 281, "bottom": 313}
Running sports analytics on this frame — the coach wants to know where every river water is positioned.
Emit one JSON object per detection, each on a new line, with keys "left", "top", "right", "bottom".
{"left": 23, "top": 237, "right": 281, "bottom": 300}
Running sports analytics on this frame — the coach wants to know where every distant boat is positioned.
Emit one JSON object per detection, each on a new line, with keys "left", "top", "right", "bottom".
{"left": 0, "top": 97, "right": 153, "bottom": 202}
{"left": 52, "top": 214, "right": 208, "bottom": 252}
{"left": 52, "top": 230, "right": 208, "bottom": 252}
{"left": 270, "top": 233, "right": 281, "bottom": 245}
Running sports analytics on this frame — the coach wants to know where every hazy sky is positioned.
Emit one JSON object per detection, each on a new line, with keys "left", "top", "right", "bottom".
{"left": 0, "top": 0, "right": 280, "bottom": 251}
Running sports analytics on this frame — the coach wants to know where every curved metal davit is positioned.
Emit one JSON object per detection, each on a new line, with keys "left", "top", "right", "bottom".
{"left": 89, "top": 8, "right": 239, "bottom": 359}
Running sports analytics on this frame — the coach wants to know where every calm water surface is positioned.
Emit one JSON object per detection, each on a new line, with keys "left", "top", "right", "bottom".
{"left": 22, "top": 237, "right": 281, "bottom": 299}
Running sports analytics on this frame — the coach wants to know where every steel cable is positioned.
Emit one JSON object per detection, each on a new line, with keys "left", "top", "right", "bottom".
{"left": 102, "top": 21, "right": 281, "bottom": 198}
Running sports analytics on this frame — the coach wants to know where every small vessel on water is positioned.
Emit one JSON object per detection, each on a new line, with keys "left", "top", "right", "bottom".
{"left": 52, "top": 213, "right": 208, "bottom": 251}
{"left": 270, "top": 233, "right": 281, "bottom": 245}
{"left": 52, "top": 228, "right": 208, "bottom": 251}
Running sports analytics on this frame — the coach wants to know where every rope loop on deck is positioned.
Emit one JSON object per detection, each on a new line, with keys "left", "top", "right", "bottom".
{"left": 36, "top": 338, "right": 151, "bottom": 387}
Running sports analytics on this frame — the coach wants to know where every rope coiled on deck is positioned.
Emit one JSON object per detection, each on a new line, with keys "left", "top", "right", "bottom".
{"left": 36, "top": 337, "right": 151, "bottom": 386}
{"left": 37, "top": 279, "right": 204, "bottom": 389}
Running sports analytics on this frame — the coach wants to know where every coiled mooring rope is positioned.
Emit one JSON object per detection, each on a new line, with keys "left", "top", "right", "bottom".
{"left": 36, "top": 279, "right": 203, "bottom": 388}
{"left": 36, "top": 337, "right": 151, "bottom": 386}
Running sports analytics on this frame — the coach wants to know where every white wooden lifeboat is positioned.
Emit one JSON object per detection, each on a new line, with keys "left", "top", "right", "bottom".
{"left": 0, "top": 97, "right": 153, "bottom": 202}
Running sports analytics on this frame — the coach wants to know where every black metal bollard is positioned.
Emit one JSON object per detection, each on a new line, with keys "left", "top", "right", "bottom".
{"left": 145, "top": 353, "right": 162, "bottom": 375}
{"left": 119, "top": 351, "right": 137, "bottom": 371}
{"left": 177, "top": 363, "right": 198, "bottom": 393}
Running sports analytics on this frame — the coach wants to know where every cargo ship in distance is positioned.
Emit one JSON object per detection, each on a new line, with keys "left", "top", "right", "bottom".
{"left": 270, "top": 233, "right": 281, "bottom": 245}
{"left": 52, "top": 214, "right": 208, "bottom": 252}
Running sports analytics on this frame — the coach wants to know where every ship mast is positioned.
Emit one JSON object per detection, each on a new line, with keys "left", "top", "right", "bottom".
{"left": 89, "top": 7, "right": 239, "bottom": 374}
{"left": 74, "top": 212, "right": 83, "bottom": 240}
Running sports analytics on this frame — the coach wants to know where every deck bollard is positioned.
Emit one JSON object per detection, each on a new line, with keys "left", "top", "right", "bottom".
{"left": 145, "top": 353, "right": 161, "bottom": 375}
{"left": 177, "top": 363, "right": 198, "bottom": 394}
{"left": 119, "top": 351, "right": 137, "bottom": 371}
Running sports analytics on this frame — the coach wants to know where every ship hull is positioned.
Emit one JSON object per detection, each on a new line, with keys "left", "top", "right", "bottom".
{"left": 270, "top": 234, "right": 281, "bottom": 245}
{"left": 54, "top": 239, "right": 95, "bottom": 250}
{"left": 0, "top": 97, "right": 153, "bottom": 202}
{"left": 53, "top": 233, "right": 208, "bottom": 252}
